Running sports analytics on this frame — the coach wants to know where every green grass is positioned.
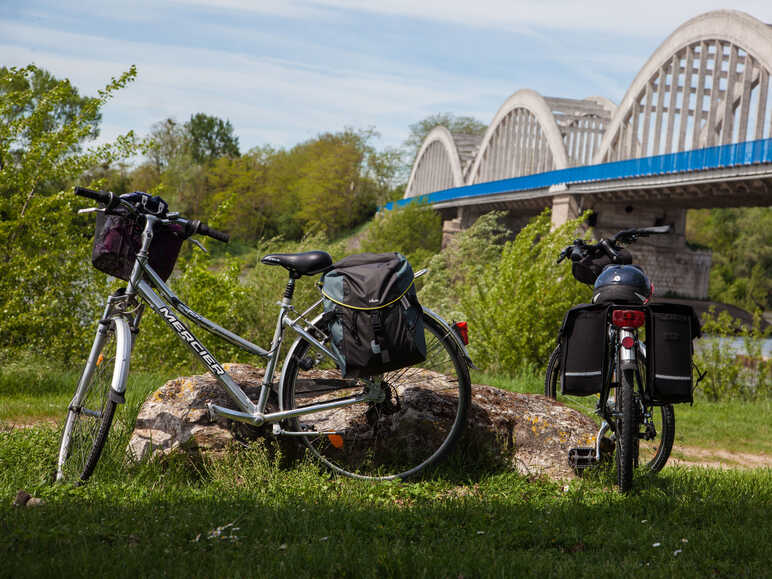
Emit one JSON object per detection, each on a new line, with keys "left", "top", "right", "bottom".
{"left": 1, "top": 426, "right": 771, "bottom": 578}
{"left": 1, "top": 363, "right": 770, "bottom": 577}
{"left": 0, "top": 359, "right": 175, "bottom": 425}
{"left": 674, "top": 398, "right": 771, "bottom": 456}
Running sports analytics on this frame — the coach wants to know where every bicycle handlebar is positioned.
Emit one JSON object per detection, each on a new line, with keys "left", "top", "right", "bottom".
{"left": 557, "top": 225, "right": 672, "bottom": 265}
{"left": 75, "top": 186, "right": 230, "bottom": 243}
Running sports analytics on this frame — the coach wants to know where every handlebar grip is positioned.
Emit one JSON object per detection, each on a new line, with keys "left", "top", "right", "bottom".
{"left": 198, "top": 222, "right": 230, "bottom": 243}
{"left": 74, "top": 186, "right": 111, "bottom": 204}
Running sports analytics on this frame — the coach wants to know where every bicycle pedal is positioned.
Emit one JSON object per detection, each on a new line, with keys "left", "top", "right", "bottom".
{"left": 568, "top": 447, "right": 598, "bottom": 474}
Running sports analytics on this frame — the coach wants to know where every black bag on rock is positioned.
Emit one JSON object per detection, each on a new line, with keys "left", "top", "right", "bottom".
{"left": 559, "top": 304, "right": 608, "bottom": 396}
{"left": 321, "top": 253, "right": 426, "bottom": 378}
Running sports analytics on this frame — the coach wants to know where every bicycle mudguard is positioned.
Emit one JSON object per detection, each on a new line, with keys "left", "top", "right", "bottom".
{"left": 109, "top": 316, "right": 133, "bottom": 396}
{"left": 422, "top": 307, "right": 477, "bottom": 370}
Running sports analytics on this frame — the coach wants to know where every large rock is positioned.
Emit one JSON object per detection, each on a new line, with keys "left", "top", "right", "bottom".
{"left": 128, "top": 363, "right": 598, "bottom": 480}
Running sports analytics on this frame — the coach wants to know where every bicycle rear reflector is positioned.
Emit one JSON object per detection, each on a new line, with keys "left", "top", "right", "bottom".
{"left": 612, "top": 310, "right": 645, "bottom": 328}
{"left": 328, "top": 434, "right": 344, "bottom": 449}
{"left": 621, "top": 336, "right": 635, "bottom": 349}
{"left": 453, "top": 321, "right": 469, "bottom": 345}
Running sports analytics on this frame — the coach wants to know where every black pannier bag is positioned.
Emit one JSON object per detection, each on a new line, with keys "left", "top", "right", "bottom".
{"left": 645, "top": 302, "right": 701, "bottom": 405}
{"left": 559, "top": 304, "right": 608, "bottom": 396}
{"left": 321, "top": 253, "right": 426, "bottom": 378}
{"left": 92, "top": 207, "right": 185, "bottom": 282}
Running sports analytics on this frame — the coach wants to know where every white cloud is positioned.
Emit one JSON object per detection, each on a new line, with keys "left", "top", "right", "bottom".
{"left": 1, "top": 20, "right": 509, "bottom": 149}
{"left": 172, "top": 0, "right": 772, "bottom": 36}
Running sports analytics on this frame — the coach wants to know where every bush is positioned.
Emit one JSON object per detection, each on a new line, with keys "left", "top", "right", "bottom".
{"left": 418, "top": 211, "right": 511, "bottom": 320}
{"left": 695, "top": 308, "right": 771, "bottom": 401}
{"left": 358, "top": 201, "right": 442, "bottom": 268}
{"left": 457, "top": 210, "right": 592, "bottom": 375}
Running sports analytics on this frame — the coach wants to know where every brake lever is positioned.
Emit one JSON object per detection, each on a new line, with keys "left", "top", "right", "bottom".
{"left": 190, "top": 238, "right": 208, "bottom": 254}
{"left": 78, "top": 207, "right": 105, "bottom": 214}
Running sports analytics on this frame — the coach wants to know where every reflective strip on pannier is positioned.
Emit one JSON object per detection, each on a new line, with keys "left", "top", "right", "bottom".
{"left": 559, "top": 304, "right": 608, "bottom": 396}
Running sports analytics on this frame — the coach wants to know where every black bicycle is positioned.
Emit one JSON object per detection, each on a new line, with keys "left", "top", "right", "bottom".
{"left": 545, "top": 226, "right": 700, "bottom": 492}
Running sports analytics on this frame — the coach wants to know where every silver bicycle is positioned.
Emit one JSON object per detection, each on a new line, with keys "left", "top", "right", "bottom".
{"left": 57, "top": 187, "right": 472, "bottom": 482}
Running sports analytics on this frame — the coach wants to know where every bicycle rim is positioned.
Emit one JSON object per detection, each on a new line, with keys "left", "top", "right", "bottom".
{"left": 636, "top": 403, "right": 675, "bottom": 472}
{"left": 282, "top": 315, "right": 470, "bottom": 480}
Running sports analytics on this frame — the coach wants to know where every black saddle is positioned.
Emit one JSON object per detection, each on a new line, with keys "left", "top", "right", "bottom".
{"left": 260, "top": 251, "right": 333, "bottom": 277}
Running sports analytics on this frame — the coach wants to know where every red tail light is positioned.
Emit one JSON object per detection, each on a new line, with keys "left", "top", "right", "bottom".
{"left": 612, "top": 309, "right": 645, "bottom": 328}
{"left": 453, "top": 321, "right": 469, "bottom": 345}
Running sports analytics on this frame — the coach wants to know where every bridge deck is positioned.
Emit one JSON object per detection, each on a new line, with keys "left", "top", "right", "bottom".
{"left": 388, "top": 138, "right": 772, "bottom": 211}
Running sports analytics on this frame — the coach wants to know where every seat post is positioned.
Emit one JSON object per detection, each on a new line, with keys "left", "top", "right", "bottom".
{"left": 282, "top": 276, "right": 296, "bottom": 303}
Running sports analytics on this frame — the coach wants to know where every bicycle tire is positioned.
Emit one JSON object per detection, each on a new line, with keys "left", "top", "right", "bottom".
{"left": 544, "top": 345, "right": 560, "bottom": 399}
{"left": 281, "top": 313, "right": 471, "bottom": 480}
{"left": 616, "top": 368, "right": 636, "bottom": 492}
{"left": 636, "top": 401, "right": 675, "bottom": 473}
{"left": 56, "top": 322, "right": 122, "bottom": 483}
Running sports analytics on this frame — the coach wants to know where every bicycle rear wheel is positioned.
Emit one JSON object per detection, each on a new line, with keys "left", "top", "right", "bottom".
{"left": 57, "top": 319, "right": 127, "bottom": 483}
{"left": 544, "top": 345, "right": 561, "bottom": 398}
{"left": 281, "top": 314, "right": 471, "bottom": 480}
{"left": 615, "top": 368, "right": 636, "bottom": 492}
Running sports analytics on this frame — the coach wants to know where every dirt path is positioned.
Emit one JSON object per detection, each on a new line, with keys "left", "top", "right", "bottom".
{"left": 669, "top": 446, "right": 771, "bottom": 470}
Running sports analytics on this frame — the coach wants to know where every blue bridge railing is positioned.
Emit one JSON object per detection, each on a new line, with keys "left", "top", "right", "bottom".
{"left": 385, "top": 138, "right": 772, "bottom": 210}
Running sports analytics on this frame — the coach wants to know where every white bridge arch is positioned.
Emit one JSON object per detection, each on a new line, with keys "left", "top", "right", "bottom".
{"left": 404, "top": 9, "right": 772, "bottom": 199}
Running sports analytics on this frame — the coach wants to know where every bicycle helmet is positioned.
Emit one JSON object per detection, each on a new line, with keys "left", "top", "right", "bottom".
{"left": 592, "top": 265, "right": 652, "bottom": 305}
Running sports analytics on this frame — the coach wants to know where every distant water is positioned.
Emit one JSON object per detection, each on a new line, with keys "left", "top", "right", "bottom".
{"left": 697, "top": 336, "right": 772, "bottom": 359}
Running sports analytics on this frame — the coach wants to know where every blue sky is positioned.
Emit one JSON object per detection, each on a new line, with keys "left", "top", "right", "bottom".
{"left": 2, "top": 1, "right": 771, "bottom": 154}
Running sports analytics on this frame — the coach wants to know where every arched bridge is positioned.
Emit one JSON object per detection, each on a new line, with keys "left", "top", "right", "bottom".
{"left": 391, "top": 10, "right": 772, "bottom": 300}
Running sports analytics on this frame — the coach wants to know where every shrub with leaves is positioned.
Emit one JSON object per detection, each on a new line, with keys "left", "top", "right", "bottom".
{"left": 358, "top": 201, "right": 442, "bottom": 268}
{"left": 460, "top": 210, "right": 592, "bottom": 375}
{"left": 418, "top": 211, "right": 511, "bottom": 320}
{"left": 695, "top": 308, "right": 771, "bottom": 401}
{"left": 0, "top": 65, "right": 137, "bottom": 362}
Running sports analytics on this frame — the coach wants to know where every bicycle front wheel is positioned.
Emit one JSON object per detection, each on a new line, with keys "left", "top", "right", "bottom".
{"left": 57, "top": 319, "right": 128, "bottom": 483}
{"left": 281, "top": 314, "right": 471, "bottom": 480}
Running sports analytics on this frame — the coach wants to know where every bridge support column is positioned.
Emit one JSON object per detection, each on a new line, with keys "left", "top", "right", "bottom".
{"left": 590, "top": 203, "right": 712, "bottom": 299}
{"left": 551, "top": 195, "right": 580, "bottom": 228}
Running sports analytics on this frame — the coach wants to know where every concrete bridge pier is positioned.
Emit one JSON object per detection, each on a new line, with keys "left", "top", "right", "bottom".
{"left": 441, "top": 196, "right": 712, "bottom": 300}
{"left": 549, "top": 194, "right": 711, "bottom": 299}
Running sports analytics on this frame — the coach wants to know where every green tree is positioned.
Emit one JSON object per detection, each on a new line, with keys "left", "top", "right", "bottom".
{"left": 185, "top": 113, "right": 240, "bottom": 164}
{"left": 0, "top": 65, "right": 101, "bottom": 159}
{"left": 0, "top": 65, "right": 138, "bottom": 361}
{"left": 687, "top": 207, "right": 771, "bottom": 312}
{"left": 402, "top": 112, "right": 486, "bottom": 171}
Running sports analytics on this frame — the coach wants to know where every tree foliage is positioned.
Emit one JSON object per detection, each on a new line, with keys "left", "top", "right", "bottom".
{"left": 185, "top": 113, "right": 240, "bottom": 164}
{"left": 687, "top": 207, "right": 771, "bottom": 312}
{"left": 402, "top": 112, "right": 486, "bottom": 168}
{"left": 0, "top": 65, "right": 138, "bottom": 361}
{"left": 0, "top": 65, "right": 102, "bottom": 160}
{"left": 358, "top": 201, "right": 442, "bottom": 269}
{"left": 417, "top": 209, "right": 591, "bottom": 375}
